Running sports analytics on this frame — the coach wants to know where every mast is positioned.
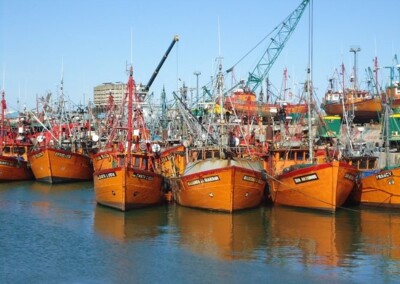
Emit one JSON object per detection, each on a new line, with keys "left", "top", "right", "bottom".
{"left": 307, "top": 0, "right": 313, "bottom": 162}
{"left": 374, "top": 56, "right": 379, "bottom": 96}
{"left": 283, "top": 68, "right": 288, "bottom": 101}
{"left": 217, "top": 57, "right": 225, "bottom": 146}
{"left": 127, "top": 66, "right": 134, "bottom": 163}
{"left": 0, "top": 90, "right": 5, "bottom": 152}
{"left": 384, "top": 100, "right": 390, "bottom": 168}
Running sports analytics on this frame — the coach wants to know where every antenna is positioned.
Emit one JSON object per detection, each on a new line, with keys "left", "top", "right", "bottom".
{"left": 130, "top": 27, "right": 133, "bottom": 65}
{"left": 60, "top": 56, "right": 64, "bottom": 95}
{"left": 1, "top": 64, "right": 5, "bottom": 90}
{"left": 217, "top": 16, "right": 221, "bottom": 57}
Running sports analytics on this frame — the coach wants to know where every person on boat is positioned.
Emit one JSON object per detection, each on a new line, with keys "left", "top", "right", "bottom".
{"left": 228, "top": 131, "right": 236, "bottom": 148}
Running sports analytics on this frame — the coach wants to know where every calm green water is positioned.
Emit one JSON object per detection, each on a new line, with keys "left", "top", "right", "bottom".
{"left": 1, "top": 181, "right": 399, "bottom": 283}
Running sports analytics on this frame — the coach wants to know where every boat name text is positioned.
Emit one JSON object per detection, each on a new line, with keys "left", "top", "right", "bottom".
{"left": 344, "top": 173, "right": 355, "bottom": 181}
{"left": 132, "top": 173, "right": 153, "bottom": 180}
{"left": 243, "top": 175, "right": 264, "bottom": 184}
{"left": 96, "top": 154, "right": 110, "bottom": 161}
{"left": 0, "top": 160, "right": 16, "bottom": 167}
{"left": 376, "top": 171, "right": 392, "bottom": 180}
{"left": 55, "top": 152, "right": 72, "bottom": 159}
{"left": 33, "top": 152, "right": 44, "bottom": 159}
{"left": 187, "top": 175, "right": 220, "bottom": 186}
{"left": 293, "top": 173, "right": 318, "bottom": 184}
{"left": 97, "top": 172, "right": 116, "bottom": 180}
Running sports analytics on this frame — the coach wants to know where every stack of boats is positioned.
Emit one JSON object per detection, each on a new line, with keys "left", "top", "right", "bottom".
{"left": 1, "top": 60, "right": 400, "bottom": 213}
{"left": 2, "top": 0, "right": 400, "bottom": 214}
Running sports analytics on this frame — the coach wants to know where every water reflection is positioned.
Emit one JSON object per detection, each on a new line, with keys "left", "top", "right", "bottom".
{"left": 93, "top": 205, "right": 169, "bottom": 243}
{"left": 360, "top": 209, "right": 400, "bottom": 266}
{"left": 265, "top": 206, "right": 359, "bottom": 267}
{"left": 30, "top": 181, "right": 93, "bottom": 193}
{"left": 171, "top": 205, "right": 266, "bottom": 260}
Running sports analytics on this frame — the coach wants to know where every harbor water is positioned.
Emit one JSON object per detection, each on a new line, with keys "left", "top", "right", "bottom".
{"left": 1, "top": 181, "right": 399, "bottom": 283}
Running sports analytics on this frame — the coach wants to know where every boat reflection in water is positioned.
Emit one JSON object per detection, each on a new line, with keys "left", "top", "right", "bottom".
{"left": 93, "top": 205, "right": 169, "bottom": 243}
{"left": 28, "top": 181, "right": 94, "bottom": 217}
{"left": 360, "top": 209, "right": 400, "bottom": 261}
{"left": 265, "top": 206, "right": 359, "bottom": 267}
{"left": 171, "top": 205, "right": 266, "bottom": 260}
{"left": 30, "top": 181, "right": 93, "bottom": 194}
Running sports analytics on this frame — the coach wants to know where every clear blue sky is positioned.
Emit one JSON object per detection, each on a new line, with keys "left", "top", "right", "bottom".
{"left": 1, "top": 0, "right": 399, "bottom": 112}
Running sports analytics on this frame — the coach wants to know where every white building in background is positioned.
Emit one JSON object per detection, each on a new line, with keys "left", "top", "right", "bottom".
{"left": 93, "top": 82, "right": 126, "bottom": 108}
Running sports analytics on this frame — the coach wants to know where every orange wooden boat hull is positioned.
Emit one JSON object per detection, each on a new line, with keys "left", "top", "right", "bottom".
{"left": 92, "top": 150, "right": 116, "bottom": 172}
{"left": 224, "top": 90, "right": 278, "bottom": 117}
{"left": 225, "top": 101, "right": 278, "bottom": 117}
{"left": 170, "top": 161, "right": 267, "bottom": 213}
{"left": 284, "top": 103, "right": 308, "bottom": 115}
{"left": 0, "top": 155, "right": 34, "bottom": 181}
{"left": 28, "top": 148, "right": 93, "bottom": 183}
{"left": 94, "top": 166, "right": 164, "bottom": 211}
{"left": 159, "top": 145, "right": 186, "bottom": 178}
{"left": 323, "top": 97, "right": 382, "bottom": 123}
{"left": 353, "top": 167, "right": 400, "bottom": 208}
{"left": 268, "top": 161, "right": 358, "bottom": 211}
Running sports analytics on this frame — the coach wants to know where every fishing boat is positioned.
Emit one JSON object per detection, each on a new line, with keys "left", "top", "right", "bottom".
{"left": 0, "top": 90, "right": 34, "bottom": 181}
{"left": 163, "top": 62, "right": 267, "bottom": 213}
{"left": 266, "top": 123, "right": 358, "bottom": 211}
{"left": 268, "top": 158, "right": 358, "bottom": 211}
{"left": 92, "top": 67, "right": 164, "bottom": 211}
{"left": 224, "top": 89, "right": 279, "bottom": 118}
{"left": 266, "top": 15, "right": 358, "bottom": 211}
{"left": 169, "top": 145, "right": 267, "bottom": 212}
{"left": 352, "top": 101, "right": 400, "bottom": 208}
{"left": 321, "top": 58, "right": 382, "bottom": 123}
{"left": 28, "top": 146, "right": 93, "bottom": 183}
{"left": 322, "top": 89, "right": 382, "bottom": 123}
{"left": 27, "top": 80, "right": 93, "bottom": 183}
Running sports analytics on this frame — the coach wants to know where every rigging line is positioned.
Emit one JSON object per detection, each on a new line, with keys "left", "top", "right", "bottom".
{"left": 226, "top": 27, "right": 277, "bottom": 74}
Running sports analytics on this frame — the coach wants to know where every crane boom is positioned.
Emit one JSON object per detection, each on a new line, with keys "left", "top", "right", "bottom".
{"left": 145, "top": 35, "right": 179, "bottom": 91}
{"left": 246, "top": 0, "right": 309, "bottom": 92}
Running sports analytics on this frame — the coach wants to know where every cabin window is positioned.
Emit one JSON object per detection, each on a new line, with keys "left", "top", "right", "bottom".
{"left": 134, "top": 157, "right": 140, "bottom": 168}
{"left": 142, "top": 158, "right": 148, "bottom": 170}
{"left": 196, "top": 150, "right": 203, "bottom": 161}
{"left": 288, "top": 151, "right": 295, "bottom": 160}
{"left": 279, "top": 152, "right": 285, "bottom": 160}
{"left": 358, "top": 159, "right": 367, "bottom": 170}
{"left": 297, "top": 152, "right": 304, "bottom": 160}
{"left": 13, "top": 147, "right": 26, "bottom": 155}
{"left": 213, "top": 150, "right": 220, "bottom": 159}
{"left": 3, "top": 147, "right": 11, "bottom": 154}
{"left": 368, "top": 159, "right": 376, "bottom": 170}
{"left": 206, "top": 151, "right": 213, "bottom": 159}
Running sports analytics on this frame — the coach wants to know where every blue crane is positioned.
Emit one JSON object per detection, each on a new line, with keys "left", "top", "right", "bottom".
{"left": 227, "top": 0, "right": 309, "bottom": 93}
